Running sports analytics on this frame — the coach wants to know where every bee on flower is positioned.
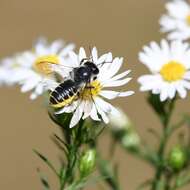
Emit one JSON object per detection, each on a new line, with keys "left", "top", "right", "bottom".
{"left": 160, "top": 0, "right": 190, "bottom": 40}
{"left": 9, "top": 38, "right": 75, "bottom": 99}
{"left": 48, "top": 47, "right": 134, "bottom": 128}
{"left": 138, "top": 40, "right": 190, "bottom": 101}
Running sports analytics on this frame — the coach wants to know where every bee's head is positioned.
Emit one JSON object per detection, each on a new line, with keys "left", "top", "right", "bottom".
{"left": 84, "top": 61, "right": 99, "bottom": 75}
{"left": 74, "top": 61, "right": 99, "bottom": 83}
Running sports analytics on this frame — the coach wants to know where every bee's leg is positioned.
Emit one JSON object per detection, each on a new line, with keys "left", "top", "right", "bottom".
{"left": 85, "top": 85, "right": 95, "bottom": 89}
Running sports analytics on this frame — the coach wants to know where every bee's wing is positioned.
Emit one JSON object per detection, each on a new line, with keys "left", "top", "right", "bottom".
{"left": 51, "top": 64, "right": 73, "bottom": 77}
{"left": 43, "top": 78, "right": 59, "bottom": 91}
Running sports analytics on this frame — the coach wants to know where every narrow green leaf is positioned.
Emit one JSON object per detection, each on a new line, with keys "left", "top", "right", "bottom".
{"left": 37, "top": 168, "right": 51, "bottom": 190}
{"left": 34, "top": 149, "right": 47, "bottom": 162}
{"left": 33, "top": 149, "right": 59, "bottom": 177}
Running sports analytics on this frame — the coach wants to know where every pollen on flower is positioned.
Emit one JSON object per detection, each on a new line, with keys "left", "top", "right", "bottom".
{"left": 160, "top": 61, "right": 186, "bottom": 82}
{"left": 33, "top": 55, "right": 59, "bottom": 75}
{"left": 186, "top": 14, "right": 190, "bottom": 25}
{"left": 80, "top": 80, "right": 102, "bottom": 100}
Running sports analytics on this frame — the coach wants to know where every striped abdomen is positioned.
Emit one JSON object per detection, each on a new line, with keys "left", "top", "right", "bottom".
{"left": 50, "top": 80, "right": 79, "bottom": 108}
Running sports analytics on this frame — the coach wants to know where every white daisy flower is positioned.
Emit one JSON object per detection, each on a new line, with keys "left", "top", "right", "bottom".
{"left": 160, "top": 0, "right": 190, "bottom": 40}
{"left": 49, "top": 47, "right": 134, "bottom": 128}
{"left": 11, "top": 38, "right": 75, "bottom": 99}
{"left": 138, "top": 40, "right": 190, "bottom": 101}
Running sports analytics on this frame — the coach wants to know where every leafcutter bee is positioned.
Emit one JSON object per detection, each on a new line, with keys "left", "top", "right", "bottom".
{"left": 49, "top": 58, "right": 99, "bottom": 108}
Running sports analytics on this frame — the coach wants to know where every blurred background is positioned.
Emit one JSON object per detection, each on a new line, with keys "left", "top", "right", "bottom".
{"left": 0, "top": 0, "right": 189, "bottom": 189}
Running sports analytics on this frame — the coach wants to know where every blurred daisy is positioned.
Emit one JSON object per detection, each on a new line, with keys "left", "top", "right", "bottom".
{"left": 109, "top": 108, "right": 131, "bottom": 131}
{"left": 50, "top": 47, "right": 134, "bottom": 128}
{"left": 11, "top": 38, "right": 75, "bottom": 99}
{"left": 138, "top": 40, "right": 190, "bottom": 101}
{"left": 160, "top": 0, "right": 190, "bottom": 40}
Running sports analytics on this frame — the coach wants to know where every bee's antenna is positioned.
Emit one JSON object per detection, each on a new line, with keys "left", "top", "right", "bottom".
{"left": 56, "top": 65, "right": 75, "bottom": 69}
{"left": 97, "top": 60, "right": 113, "bottom": 68}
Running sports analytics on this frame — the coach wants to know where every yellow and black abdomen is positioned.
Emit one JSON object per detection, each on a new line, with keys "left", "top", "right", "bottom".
{"left": 50, "top": 80, "right": 78, "bottom": 108}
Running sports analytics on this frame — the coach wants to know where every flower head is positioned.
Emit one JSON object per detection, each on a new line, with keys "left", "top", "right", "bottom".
{"left": 50, "top": 47, "right": 134, "bottom": 128}
{"left": 10, "top": 38, "right": 75, "bottom": 99}
{"left": 138, "top": 40, "right": 190, "bottom": 101}
{"left": 160, "top": 0, "right": 190, "bottom": 40}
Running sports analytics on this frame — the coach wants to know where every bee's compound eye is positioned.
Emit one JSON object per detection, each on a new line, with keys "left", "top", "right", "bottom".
{"left": 91, "top": 65, "right": 99, "bottom": 75}
{"left": 93, "top": 76, "right": 97, "bottom": 80}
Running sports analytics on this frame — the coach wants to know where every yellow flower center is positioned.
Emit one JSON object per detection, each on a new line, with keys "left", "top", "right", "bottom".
{"left": 160, "top": 61, "right": 186, "bottom": 82}
{"left": 186, "top": 14, "right": 190, "bottom": 25}
{"left": 80, "top": 80, "right": 102, "bottom": 100}
{"left": 33, "top": 55, "right": 59, "bottom": 75}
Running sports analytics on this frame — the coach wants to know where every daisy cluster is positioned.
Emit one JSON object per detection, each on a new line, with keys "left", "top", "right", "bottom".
{"left": 1, "top": 0, "right": 189, "bottom": 127}
{"left": 0, "top": 38, "right": 133, "bottom": 128}
{"left": 138, "top": 0, "right": 190, "bottom": 101}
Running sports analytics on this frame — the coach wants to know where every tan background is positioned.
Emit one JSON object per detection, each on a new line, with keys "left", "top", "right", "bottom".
{"left": 0, "top": 0, "right": 190, "bottom": 189}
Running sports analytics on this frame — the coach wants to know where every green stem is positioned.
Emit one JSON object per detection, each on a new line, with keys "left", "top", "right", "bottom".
{"left": 165, "top": 174, "right": 172, "bottom": 190}
{"left": 60, "top": 146, "right": 77, "bottom": 190}
{"left": 60, "top": 120, "right": 84, "bottom": 190}
{"left": 152, "top": 99, "right": 176, "bottom": 190}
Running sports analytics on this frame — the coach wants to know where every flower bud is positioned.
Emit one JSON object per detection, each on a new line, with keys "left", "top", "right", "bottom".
{"left": 79, "top": 149, "right": 96, "bottom": 177}
{"left": 168, "top": 146, "right": 187, "bottom": 171}
{"left": 121, "top": 131, "right": 140, "bottom": 149}
{"left": 109, "top": 108, "right": 132, "bottom": 131}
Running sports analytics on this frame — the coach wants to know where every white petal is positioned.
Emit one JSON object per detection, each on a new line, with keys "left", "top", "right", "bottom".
{"left": 182, "top": 80, "right": 190, "bottom": 89}
{"left": 35, "top": 42, "right": 48, "bottom": 55}
{"left": 160, "top": 86, "right": 168, "bottom": 101}
{"left": 183, "top": 71, "right": 190, "bottom": 80}
{"left": 59, "top": 44, "right": 75, "bottom": 57}
{"left": 100, "top": 90, "right": 134, "bottom": 99}
{"left": 21, "top": 77, "right": 40, "bottom": 92}
{"left": 108, "top": 70, "right": 131, "bottom": 81}
{"left": 97, "top": 53, "right": 109, "bottom": 65}
{"left": 55, "top": 103, "right": 77, "bottom": 114}
{"left": 43, "top": 78, "right": 59, "bottom": 91}
{"left": 69, "top": 51, "right": 79, "bottom": 67}
{"left": 102, "top": 77, "right": 132, "bottom": 87}
{"left": 168, "top": 84, "right": 176, "bottom": 99}
{"left": 176, "top": 82, "right": 187, "bottom": 98}
{"left": 30, "top": 83, "right": 44, "bottom": 99}
{"left": 30, "top": 93, "right": 38, "bottom": 100}
{"left": 94, "top": 98, "right": 110, "bottom": 123}
{"left": 95, "top": 97, "right": 112, "bottom": 113}
{"left": 91, "top": 47, "right": 98, "bottom": 62}
{"left": 105, "top": 52, "right": 113, "bottom": 62}
{"left": 69, "top": 101, "right": 84, "bottom": 128}
{"left": 79, "top": 47, "right": 87, "bottom": 62}
{"left": 82, "top": 100, "right": 93, "bottom": 119}
{"left": 50, "top": 40, "right": 63, "bottom": 54}
{"left": 90, "top": 104, "right": 101, "bottom": 121}
{"left": 105, "top": 57, "right": 123, "bottom": 79}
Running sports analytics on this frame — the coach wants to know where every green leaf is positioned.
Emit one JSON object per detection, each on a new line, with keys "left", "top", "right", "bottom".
{"left": 33, "top": 149, "right": 59, "bottom": 177}
{"left": 98, "top": 159, "right": 120, "bottom": 190}
{"left": 34, "top": 149, "right": 47, "bottom": 162}
{"left": 37, "top": 168, "right": 51, "bottom": 190}
{"left": 66, "top": 180, "right": 87, "bottom": 190}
